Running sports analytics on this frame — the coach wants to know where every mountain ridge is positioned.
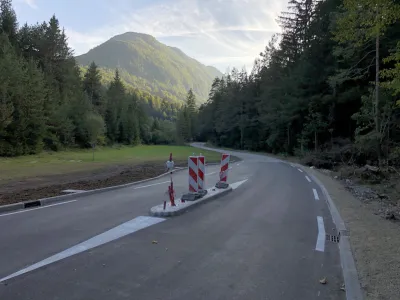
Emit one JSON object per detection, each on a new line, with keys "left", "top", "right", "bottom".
{"left": 75, "top": 32, "right": 222, "bottom": 103}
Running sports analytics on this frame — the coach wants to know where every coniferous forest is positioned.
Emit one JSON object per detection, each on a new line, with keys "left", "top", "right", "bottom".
{"left": 2, "top": 0, "right": 400, "bottom": 169}
{"left": 197, "top": 0, "right": 400, "bottom": 168}
{"left": 0, "top": 0, "right": 186, "bottom": 156}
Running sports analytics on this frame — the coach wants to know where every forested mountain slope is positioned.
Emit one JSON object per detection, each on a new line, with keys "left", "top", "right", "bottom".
{"left": 0, "top": 1, "right": 187, "bottom": 156}
{"left": 196, "top": 0, "right": 400, "bottom": 168}
{"left": 76, "top": 32, "right": 222, "bottom": 103}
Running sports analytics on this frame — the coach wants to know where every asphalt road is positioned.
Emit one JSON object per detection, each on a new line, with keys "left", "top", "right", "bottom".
{"left": 0, "top": 146, "right": 345, "bottom": 300}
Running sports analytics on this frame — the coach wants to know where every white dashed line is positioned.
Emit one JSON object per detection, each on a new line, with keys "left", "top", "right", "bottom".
{"left": 313, "top": 188, "right": 320, "bottom": 200}
{"left": 305, "top": 176, "right": 312, "bottom": 182}
{"left": 297, "top": 168, "right": 303, "bottom": 173}
{"left": 316, "top": 216, "right": 326, "bottom": 252}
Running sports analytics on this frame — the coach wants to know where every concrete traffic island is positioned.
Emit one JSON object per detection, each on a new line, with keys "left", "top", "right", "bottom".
{"left": 149, "top": 186, "right": 232, "bottom": 217}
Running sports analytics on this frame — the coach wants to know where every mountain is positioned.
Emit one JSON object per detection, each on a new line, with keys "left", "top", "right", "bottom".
{"left": 76, "top": 32, "right": 222, "bottom": 103}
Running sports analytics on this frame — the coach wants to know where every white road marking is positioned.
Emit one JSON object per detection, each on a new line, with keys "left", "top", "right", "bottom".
{"left": 297, "top": 168, "right": 303, "bottom": 173}
{"left": 61, "top": 189, "right": 85, "bottom": 194}
{"left": 316, "top": 216, "right": 326, "bottom": 252}
{"left": 0, "top": 216, "right": 165, "bottom": 283}
{"left": 0, "top": 200, "right": 77, "bottom": 217}
{"left": 290, "top": 164, "right": 295, "bottom": 167}
{"left": 230, "top": 179, "right": 248, "bottom": 190}
{"left": 206, "top": 171, "right": 217, "bottom": 176}
{"left": 305, "top": 176, "right": 312, "bottom": 183}
{"left": 133, "top": 181, "right": 169, "bottom": 189}
{"left": 313, "top": 188, "right": 320, "bottom": 200}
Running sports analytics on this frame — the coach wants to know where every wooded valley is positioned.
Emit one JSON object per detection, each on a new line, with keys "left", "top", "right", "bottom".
{"left": 195, "top": 0, "right": 400, "bottom": 168}
{"left": 0, "top": 0, "right": 185, "bottom": 156}
{"left": 2, "top": 0, "right": 400, "bottom": 169}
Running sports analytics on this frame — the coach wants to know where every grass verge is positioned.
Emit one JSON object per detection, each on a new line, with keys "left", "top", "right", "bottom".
{"left": 0, "top": 145, "right": 221, "bottom": 182}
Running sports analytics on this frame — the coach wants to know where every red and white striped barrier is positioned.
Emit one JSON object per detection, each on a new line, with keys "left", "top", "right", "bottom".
{"left": 219, "top": 154, "right": 230, "bottom": 182}
{"left": 198, "top": 155, "right": 205, "bottom": 191}
{"left": 188, "top": 156, "right": 198, "bottom": 193}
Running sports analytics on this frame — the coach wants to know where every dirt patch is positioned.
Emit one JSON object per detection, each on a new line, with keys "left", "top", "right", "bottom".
{"left": 325, "top": 165, "right": 400, "bottom": 223}
{"left": 0, "top": 160, "right": 188, "bottom": 206}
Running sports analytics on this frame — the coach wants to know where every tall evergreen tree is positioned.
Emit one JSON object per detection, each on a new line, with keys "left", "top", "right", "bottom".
{"left": 83, "top": 61, "right": 105, "bottom": 115}
{"left": 334, "top": 0, "right": 400, "bottom": 164}
{"left": 106, "top": 69, "right": 125, "bottom": 143}
{"left": 0, "top": 0, "right": 18, "bottom": 46}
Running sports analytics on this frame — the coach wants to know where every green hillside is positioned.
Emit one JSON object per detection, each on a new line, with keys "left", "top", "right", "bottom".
{"left": 76, "top": 32, "right": 222, "bottom": 103}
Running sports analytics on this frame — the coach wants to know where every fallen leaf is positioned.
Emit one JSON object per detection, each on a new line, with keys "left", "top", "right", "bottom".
{"left": 152, "top": 240, "right": 158, "bottom": 244}
{"left": 319, "top": 277, "right": 327, "bottom": 284}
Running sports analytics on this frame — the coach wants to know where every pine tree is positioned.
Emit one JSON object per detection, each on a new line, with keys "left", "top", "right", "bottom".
{"left": 0, "top": 33, "right": 16, "bottom": 152}
{"left": 334, "top": 0, "right": 400, "bottom": 165}
{"left": 0, "top": 33, "right": 46, "bottom": 155}
{"left": 83, "top": 61, "right": 105, "bottom": 115}
{"left": 0, "top": 0, "right": 18, "bottom": 47}
{"left": 185, "top": 88, "right": 197, "bottom": 139}
{"left": 106, "top": 69, "right": 125, "bottom": 143}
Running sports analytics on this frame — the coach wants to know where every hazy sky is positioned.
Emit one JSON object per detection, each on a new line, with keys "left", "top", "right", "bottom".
{"left": 13, "top": 0, "right": 287, "bottom": 72}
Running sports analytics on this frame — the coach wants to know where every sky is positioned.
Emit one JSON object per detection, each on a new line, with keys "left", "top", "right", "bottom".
{"left": 13, "top": 0, "right": 288, "bottom": 72}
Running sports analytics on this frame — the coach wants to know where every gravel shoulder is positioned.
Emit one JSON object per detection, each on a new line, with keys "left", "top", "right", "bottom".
{"left": 308, "top": 167, "right": 400, "bottom": 300}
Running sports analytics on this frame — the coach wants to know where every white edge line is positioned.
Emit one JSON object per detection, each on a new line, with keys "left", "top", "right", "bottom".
{"left": 313, "top": 188, "right": 320, "bottom": 200}
{"left": 307, "top": 172, "right": 363, "bottom": 300}
{"left": 133, "top": 181, "right": 170, "bottom": 190}
{"left": 0, "top": 200, "right": 77, "bottom": 217}
{"left": 316, "top": 216, "right": 325, "bottom": 252}
{"left": 305, "top": 175, "right": 312, "bottom": 183}
{"left": 206, "top": 171, "right": 217, "bottom": 176}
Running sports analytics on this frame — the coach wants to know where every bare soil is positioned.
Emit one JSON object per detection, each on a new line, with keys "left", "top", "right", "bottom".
{"left": 0, "top": 160, "right": 189, "bottom": 206}
{"left": 318, "top": 166, "right": 400, "bottom": 223}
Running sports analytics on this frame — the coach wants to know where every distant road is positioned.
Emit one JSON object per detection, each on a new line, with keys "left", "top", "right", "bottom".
{"left": 0, "top": 145, "right": 344, "bottom": 300}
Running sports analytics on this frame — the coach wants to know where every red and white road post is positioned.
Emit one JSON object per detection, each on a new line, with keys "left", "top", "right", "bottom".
{"left": 188, "top": 156, "right": 199, "bottom": 193}
{"left": 219, "top": 153, "right": 230, "bottom": 182}
{"left": 198, "top": 154, "right": 205, "bottom": 191}
{"left": 165, "top": 153, "right": 176, "bottom": 208}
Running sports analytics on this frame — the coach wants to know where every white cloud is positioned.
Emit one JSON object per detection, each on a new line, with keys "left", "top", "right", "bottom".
{"left": 24, "top": 0, "right": 37, "bottom": 9}
{"left": 66, "top": 0, "right": 288, "bottom": 72}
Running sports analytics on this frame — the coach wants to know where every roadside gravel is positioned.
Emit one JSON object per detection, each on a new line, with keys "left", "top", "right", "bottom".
{"left": 308, "top": 167, "right": 400, "bottom": 300}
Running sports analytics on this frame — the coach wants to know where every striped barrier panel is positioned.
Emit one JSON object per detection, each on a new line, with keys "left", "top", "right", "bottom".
{"left": 188, "top": 156, "right": 199, "bottom": 193}
{"left": 219, "top": 154, "right": 230, "bottom": 182}
{"left": 198, "top": 155, "right": 205, "bottom": 191}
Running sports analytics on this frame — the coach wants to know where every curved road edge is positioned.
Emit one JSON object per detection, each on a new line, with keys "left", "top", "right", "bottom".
{"left": 301, "top": 164, "right": 363, "bottom": 300}
{"left": 0, "top": 162, "right": 223, "bottom": 215}
{"left": 192, "top": 143, "right": 364, "bottom": 300}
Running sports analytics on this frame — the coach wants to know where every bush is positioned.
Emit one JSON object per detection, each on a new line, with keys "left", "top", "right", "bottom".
{"left": 300, "top": 154, "right": 334, "bottom": 169}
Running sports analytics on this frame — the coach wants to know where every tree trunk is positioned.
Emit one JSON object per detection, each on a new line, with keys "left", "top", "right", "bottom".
{"left": 301, "top": 137, "right": 304, "bottom": 156}
{"left": 240, "top": 102, "right": 244, "bottom": 150}
{"left": 375, "top": 33, "right": 382, "bottom": 166}
{"left": 314, "top": 131, "right": 317, "bottom": 152}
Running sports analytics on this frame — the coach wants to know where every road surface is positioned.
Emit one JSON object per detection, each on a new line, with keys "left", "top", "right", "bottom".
{"left": 0, "top": 146, "right": 345, "bottom": 300}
